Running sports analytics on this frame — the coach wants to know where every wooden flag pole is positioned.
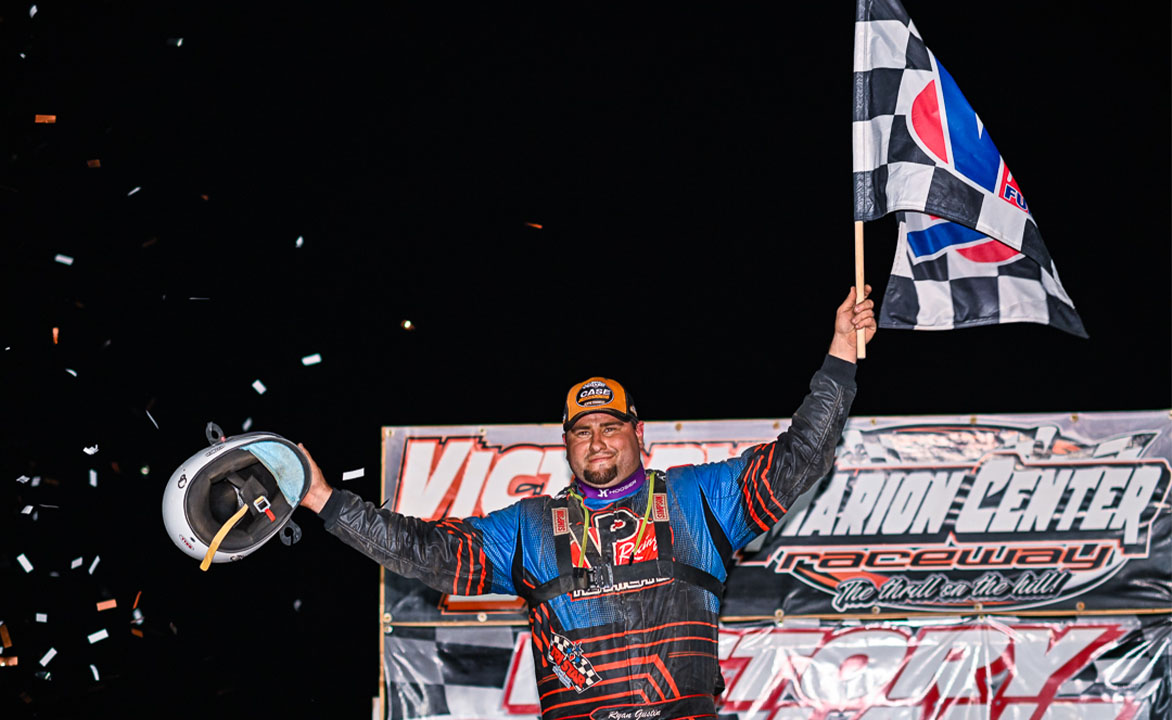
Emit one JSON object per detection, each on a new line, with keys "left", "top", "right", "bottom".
{"left": 854, "top": 220, "right": 866, "bottom": 359}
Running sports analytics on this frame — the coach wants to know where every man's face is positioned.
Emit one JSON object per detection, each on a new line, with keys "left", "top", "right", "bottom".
{"left": 564, "top": 413, "right": 645, "bottom": 488}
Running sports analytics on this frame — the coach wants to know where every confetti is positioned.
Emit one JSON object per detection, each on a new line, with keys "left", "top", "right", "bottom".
{"left": 295, "top": 235, "right": 304, "bottom": 248}
{"left": 52, "top": 327, "right": 59, "bottom": 343}
{"left": 29, "top": 5, "right": 37, "bottom": 18}
{"left": 35, "top": 614, "right": 47, "bottom": 623}
{"left": 0, "top": 657, "right": 17, "bottom": 667}
{"left": 139, "top": 465, "right": 150, "bottom": 475}
{"left": 34, "top": 114, "right": 55, "bottom": 124}
{"left": 83, "top": 445, "right": 99, "bottom": 455}
{"left": 130, "top": 628, "right": 143, "bottom": 638}
{"left": 65, "top": 368, "right": 77, "bottom": 377}
{"left": 86, "top": 159, "right": 101, "bottom": 168}
{"left": 131, "top": 608, "right": 143, "bottom": 625}
{"left": 89, "top": 469, "right": 97, "bottom": 487}
{"left": 90, "top": 664, "right": 99, "bottom": 681}
{"left": 96, "top": 599, "right": 117, "bottom": 612}
{"left": 401, "top": 320, "right": 415, "bottom": 331}
{"left": 16, "top": 475, "right": 30, "bottom": 484}
{"left": 146, "top": 409, "right": 158, "bottom": 429}
{"left": 242, "top": 417, "right": 253, "bottom": 431}
{"left": 342, "top": 468, "right": 364, "bottom": 481}
{"left": 0, "top": 623, "right": 10, "bottom": 647}
{"left": 301, "top": 353, "right": 322, "bottom": 366}
{"left": 54, "top": 254, "right": 74, "bottom": 266}
{"left": 39, "top": 648, "right": 55, "bottom": 667}
{"left": 525, "top": 222, "right": 543, "bottom": 229}
{"left": 87, "top": 556, "right": 100, "bottom": 575}
{"left": 127, "top": 186, "right": 141, "bottom": 196}
{"left": 252, "top": 379, "right": 267, "bottom": 395}
{"left": 31, "top": 476, "right": 42, "bottom": 487}
{"left": 17, "top": 554, "right": 33, "bottom": 573}
{"left": 71, "top": 557, "right": 83, "bottom": 569}
{"left": 293, "top": 599, "right": 302, "bottom": 612}
{"left": 87, "top": 629, "right": 108, "bottom": 644}
{"left": 167, "top": 37, "right": 184, "bottom": 47}
{"left": 132, "top": 591, "right": 142, "bottom": 609}
{"left": 21, "top": 506, "right": 33, "bottom": 515}
{"left": 199, "top": 193, "right": 209, "bottom": 201}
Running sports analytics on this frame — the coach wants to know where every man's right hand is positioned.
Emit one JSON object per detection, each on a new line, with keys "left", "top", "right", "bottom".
{"left": 298, "top": 443, "right": 334, "bottom": 513}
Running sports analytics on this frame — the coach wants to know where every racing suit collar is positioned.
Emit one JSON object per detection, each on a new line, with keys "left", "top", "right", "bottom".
{"left": 574, "top": 464, "right": 646, "bottom": 502}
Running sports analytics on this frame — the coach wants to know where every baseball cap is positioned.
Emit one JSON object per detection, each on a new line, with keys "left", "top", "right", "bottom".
{"left": 563, "top": 377, "right": 638, "bottom": 430}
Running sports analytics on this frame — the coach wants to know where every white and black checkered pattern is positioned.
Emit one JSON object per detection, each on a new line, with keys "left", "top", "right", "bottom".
{"left": 880, "top": 213, "right": 1087, "bottom": 335}
{"left": 853, "top": 0, "right": 1086, "bottom": 337}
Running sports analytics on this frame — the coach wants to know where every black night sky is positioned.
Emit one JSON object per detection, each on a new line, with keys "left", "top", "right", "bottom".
{"left": 2, "top": 3, "right": 1168, "bottom": 718}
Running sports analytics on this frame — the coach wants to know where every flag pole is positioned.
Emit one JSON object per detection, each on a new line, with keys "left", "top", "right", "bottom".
{"left": 854, "top": 220, "right": 866, "bottom": 359}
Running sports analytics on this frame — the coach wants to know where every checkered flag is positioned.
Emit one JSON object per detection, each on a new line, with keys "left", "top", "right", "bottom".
{"left": 853, "top": 0, "right": 1087, "bottom": 337}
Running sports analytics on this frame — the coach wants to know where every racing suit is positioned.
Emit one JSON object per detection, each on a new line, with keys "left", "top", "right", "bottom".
{"left": 318, "top": 355, "right": 856, "bottom": 720}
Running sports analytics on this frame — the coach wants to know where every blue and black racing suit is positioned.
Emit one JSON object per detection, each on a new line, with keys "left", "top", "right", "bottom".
{"left": 318, "top": 355, "right": 856, "bottom": 720}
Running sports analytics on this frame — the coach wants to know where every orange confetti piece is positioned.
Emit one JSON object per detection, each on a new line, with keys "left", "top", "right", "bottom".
{"left": 524, "top": 222, "right": 543, "bottom": 229}
{"left": 0, "top": 656, "right": 18, "bottom": 667}
{"left": 199, "top": 194, "right": 209, "bottom": 201}
{"left": 34, "top": 114, "right": 57, "bottom": 124}
{"left": 86, "top": 159, "right": 101, "bottom": 168}
{"left": 130, "top": 628, "right": 143, "bottom": 638}
{"left": 132, "top": 591, "right": 142, "bottom": 609}
{"left": 96, "top": 599, "right": 117, "bottom": 612}
{"left": 52, "top": 327, "right": 59, "bottom": 344}
{"left": 0, "top": 624, "right": 11, "bottom": 648}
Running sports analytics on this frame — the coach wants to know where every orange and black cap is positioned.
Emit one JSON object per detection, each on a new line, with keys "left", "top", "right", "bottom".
{"left": 562, "top": 377, "right": 638, "bottom": 430}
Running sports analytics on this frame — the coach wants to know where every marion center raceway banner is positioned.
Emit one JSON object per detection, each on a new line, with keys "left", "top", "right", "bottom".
{"left": 378, "top": 411, "right": 1172, "bottom": 720}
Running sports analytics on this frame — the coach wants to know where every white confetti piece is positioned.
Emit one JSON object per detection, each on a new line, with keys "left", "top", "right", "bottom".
{"left": 295, "top": 235, "right": 304, "bottom": 248}
{"left": 54, "top": 254, "right": 74, "bottom": 266}
{"left": 83, "top": 445, "right": 99, "bottom": 455}
{"left": 301, "top": 353, "right": 322, "bottom": 366}
{"left": 167, "top": 37, "right": 183, "bottom": 46}
{"left": 39, "top": 648, "right": 56, "bottom": 667}
{"left": 342, "top": 468, "right": 365, "bottom": 481}
{"left": 242, "top": 417, "right": 253, "bottom": 431}
{"left": 17, "top": 554, "right": 33, "bottom": 573}
{"left": 293, "top": 599, "right": 302, "bottom": 612}
{"left": 90, "top": 664, "right": 100, "bottom": 681}
{"left": 21, "top": 505, "right": 33, "bottom": 515}
{"left": 89, "top": 469, "right": 97, "bottom": 487}
{"left": 88, "top": 556, "right": 100, "bottom": 575}
{"left": 87, "top": 629, "right": 108, "bottom": 644}
{"left": 31, "top": 476, "right": 41, "bottom": 487}
{"left": 127, "top": 186, "right": 141, "bottom": 196}
{"left": 36, "top": 613, "right": 47, "bottom": 623}
{"left": 146, "top": 409, "right": 158, "bottom": 429}
{"left": 65, "top": 368, "right": 77, "bottom": 377}
{"left": 16, "top": 475, "right": 30, "bottom": 483}
{"left": 70, "top": 557, "right": 83, "bottom": 569}
{"left": 131, "top": 608, "right": 144, "bottom": 625}
{"left": 252, "top": 379, "right": 267, "bottom": 395}
{"left": 29, "top": 5, "right": 37, "bottom": 19}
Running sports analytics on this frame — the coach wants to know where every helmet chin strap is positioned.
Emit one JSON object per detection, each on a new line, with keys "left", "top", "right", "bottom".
{"left": 199, "top": 503, "right": 249, "bottom": 572}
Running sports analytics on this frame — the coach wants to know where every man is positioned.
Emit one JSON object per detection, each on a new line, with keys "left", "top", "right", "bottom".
{"left": 300, "top": 287, "right": 875, "bottom": 720}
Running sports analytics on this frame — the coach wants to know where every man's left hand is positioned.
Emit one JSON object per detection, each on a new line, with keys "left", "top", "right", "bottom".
{"left": 828, "top": 285, "right": 877, "bottom": 363}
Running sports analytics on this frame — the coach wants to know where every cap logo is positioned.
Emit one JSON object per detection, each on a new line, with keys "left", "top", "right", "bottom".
{"left": 576, "top": 381, "right": 614, "bottom": 408}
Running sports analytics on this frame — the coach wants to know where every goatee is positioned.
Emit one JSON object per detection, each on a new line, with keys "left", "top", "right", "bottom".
{"left": 582, "top": 465, "right": 619, "bottom": 487}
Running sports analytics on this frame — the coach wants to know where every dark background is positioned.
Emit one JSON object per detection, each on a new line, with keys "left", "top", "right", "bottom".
{"left": 2, "top": 2, "right": 1168, "bottom": 717}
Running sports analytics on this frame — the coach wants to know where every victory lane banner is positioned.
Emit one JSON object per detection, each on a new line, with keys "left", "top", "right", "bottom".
{"left": 381, "top": 616, "right": 1170, "bottom": 720}
{"left": 380, "top": 410, "right": 1172, "bottom": 622}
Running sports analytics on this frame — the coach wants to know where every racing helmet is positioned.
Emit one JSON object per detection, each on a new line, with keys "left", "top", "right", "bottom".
{"left": 162, "top": 423, "right": 311, "bottom": 571}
